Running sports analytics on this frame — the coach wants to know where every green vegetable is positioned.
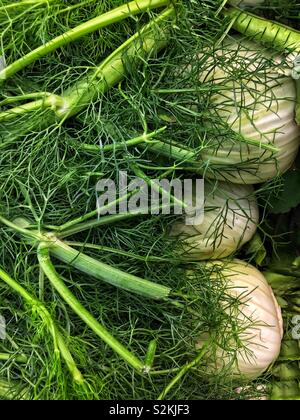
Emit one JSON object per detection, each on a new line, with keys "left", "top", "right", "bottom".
{"left": 170, "top": 181, "right": 259, "bottom": 260}
{"left": 9, "top": 216, "right": 171, "bottom": 301}
{"left": 196, "top": 260, "right": 283, "bottom": 380}
{"left": 0, "top": 0, "right": 296, "bottom": 401}
{"left": 271, "top": 381, "right": 300, "bottom": 400}
{"left": 196, "top": 39, "right": 300, "bottom": 184}
{"left": 0, "top": 266, "right": 85, "bottom": 385}
{"left": 0, "top": 0, "right": 171, "bottom": 82}
{"left": 269, "top": 171, "right": 300, "bottom": 214}
{"left": 225, "top": 6, "right": 300, "bottom": 52}
{"left": 0, "top": 6, "right": 175, "bottom": 124}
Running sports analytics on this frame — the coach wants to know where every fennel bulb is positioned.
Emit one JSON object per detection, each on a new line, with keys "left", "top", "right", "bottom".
{"left": 196, "top": 260, "right": 283, "bottom": 379}
{"left": 198, "top": 40, "right": 300, "bottom": 184}
{"left": 170, "top": 181, "right": 259, "bottom": 260}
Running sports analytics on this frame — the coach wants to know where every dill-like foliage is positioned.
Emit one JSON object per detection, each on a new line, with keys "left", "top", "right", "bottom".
{"left": 0, "top": 0, "right": 295, "bottom": 400}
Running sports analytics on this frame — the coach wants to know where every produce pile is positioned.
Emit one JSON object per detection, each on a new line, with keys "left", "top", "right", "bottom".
{"left": 0, "top": 0, "right": 300, "bottom": 400}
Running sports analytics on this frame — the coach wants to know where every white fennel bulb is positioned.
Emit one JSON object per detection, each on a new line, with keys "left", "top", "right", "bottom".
{"left": 197, "top": 40, "right": 300, "bottom": 184}
{"left": 196, "top": 260, "right": 283, "bottom": 379}
{"left": 170, "top": 181, "right": 259, "bottom": 260}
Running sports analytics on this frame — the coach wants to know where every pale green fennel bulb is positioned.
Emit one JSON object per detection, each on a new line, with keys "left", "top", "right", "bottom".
{"left": 197, "top": 40, "right": 300, "bottom": 184}
{"left": 171, "top": 181, "right": 259, "bottom": 260}
{"left": 196, "top": 259, "right": 283, "bottom": 379}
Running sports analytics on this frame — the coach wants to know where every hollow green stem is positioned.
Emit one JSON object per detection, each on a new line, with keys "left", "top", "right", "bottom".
{"left": 0, "top": 6, "right": 175, "bottom": 129}
{"left": 225, "top": 7, "right": 300, "bottom": 52}
{"left": 235, "top": 135, "right": 279, "bottom": 153}
{"left": 130, "top": 162, "right": 189, "bottom": 211}
{"left": 6, "top": 216, "right": 172, "bottom": 300}
{"left": 65, "top": 241, "right": 172, "bottom": 263}
{"left": 0, "top": 215, "right": 42, "bottom": 241}
{"left": 0, "top": 95, "right": 63, "bottom": 122}
{"left": 0, "top": 100, "right": 45, "bottom": 122}
{"left": 37, "top": 244, "right": 146, "bottom": 372}
{"left": 0, "top": 92, "right": 59, "bottom": 107}
{"left": 0, "top": 0, "right": 171, "bottom": 82}
{"left": 149, "top": 367, "right": 183, "bottom": 376}
{"left": 144, "top": 340, "right": 157, "bottom": 372}
{"left": 58, "top": 6, "right": 175, "bottom": 119}
{"left": 48, "top": 238, "right": 171, "bottom": 300}
{"left": 0, "top": 353, "right": 27, "bottom": 364}
{"left": 144, "top": 135, "right": 278, "bottom": 174}
{"left": 72, "top": 127, "right": 166, "bottom": 153}
{"left": 39, "top": 268, "right": 45, "bottom": 301}
{"left": 57, "top": 212, "right": 146, "bottom": 238}
{"left": 0, "top": 266, "right": 84, "bottom": 384}
{"left": 157, "top": 341, "right": 210, "bottom": 400}
{"left": 143, "top": 139, "right": 198, "bottom": 163}
{"left": 56, "top": 190, "right": 139, "bottom": 233}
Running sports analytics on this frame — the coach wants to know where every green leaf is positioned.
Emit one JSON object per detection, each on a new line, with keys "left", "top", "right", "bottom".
{"left": 278, "top": 340, "right": 300, "bottom": 362}
{"left": 270, "top": 171, "right": 300, "bottom": 214}
{"left": 271, "top": 381, "right": 300, "bottom": 400}
{"left": 244, "top": 233, "right": 267, "bottom": 265}
{"left": 272, "top": 362, "right": 300, "bottom": 381}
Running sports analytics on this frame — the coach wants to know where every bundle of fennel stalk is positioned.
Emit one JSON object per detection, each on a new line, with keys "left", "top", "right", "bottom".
{"left": 0, "top": 0, "right": 299, "bottom": 400}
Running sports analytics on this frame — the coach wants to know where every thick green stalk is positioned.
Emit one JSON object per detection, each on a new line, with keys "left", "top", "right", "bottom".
{"left": 9, "top": 216, "right": 172, "bottom": 300}
{"left": 37, "top": 244, "right": 146, "bottom": 373}
{"left": 0, "top": 266, "right": 84, "bottom": 384}
{"left": 225, "top": 7, "right": 300, "bottom": 52}
{"left": 0, "top": 0, "right": 171, "bottom": 82}
{"left": 0, "top": 215, "right": 42, "bottom": 241}
{"left": 57, "top": 6, "right": 175, "bottom": 119}
{"left": 0, "top": 92, "right": 57, "bottom": 107}
{"left": 0, "top": 7, "right": 175, "bottom": 126}
{"left": 145, "top": 139, "right": 198, "bottom": 162}
{"left": 0, "top": 353, "right": 27, "bottom": 363}
{"left": 0, "top": 95, "right": 63, "bottom": 122}
{"left": 157, "top": 342, "right": 210, "bottom": 400}
{"left": 49, "top": 237, "right": 171, "bottom": 300}
{"left": 144, "top": 339, "right": 157, "bottom": 372}
{"left": 143, "top": 133, "right": 278, "bottom": 169}
{"left": 72, "top": 127, "right": 166, "bottom": 153}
